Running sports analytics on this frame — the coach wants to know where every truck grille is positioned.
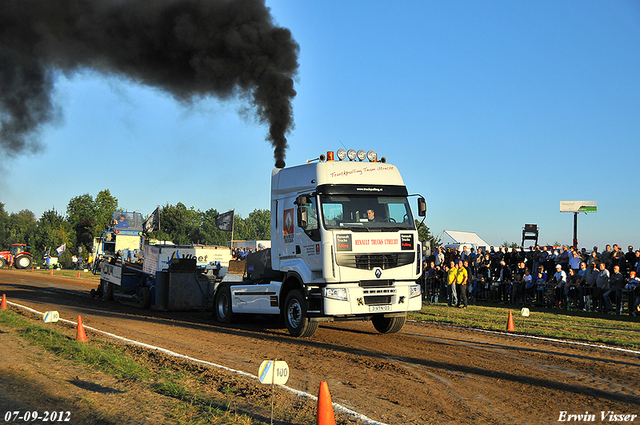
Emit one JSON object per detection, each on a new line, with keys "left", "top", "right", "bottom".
{"left": 336, "top": 252, "right": 414, "bottom": 270}
{"left": 364, "top": 295, "right": 392, "bottom": 305}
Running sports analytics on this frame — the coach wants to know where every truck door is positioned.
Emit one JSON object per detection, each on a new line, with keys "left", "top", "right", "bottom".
{"left": 295, "top": 195, "right": 322, "bottom": 271}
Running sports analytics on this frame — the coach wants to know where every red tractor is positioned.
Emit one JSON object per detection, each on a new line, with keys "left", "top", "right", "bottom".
{"left": 0, "top": 243, "right": 34, "bottom": 269}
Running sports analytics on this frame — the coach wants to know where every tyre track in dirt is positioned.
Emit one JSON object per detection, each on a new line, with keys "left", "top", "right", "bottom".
{"left": 1, "top": 269, "right": 639, "bottom": 425}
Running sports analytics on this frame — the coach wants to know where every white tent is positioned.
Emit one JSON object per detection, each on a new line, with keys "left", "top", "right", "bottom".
{"left": 441, "top": 230, "right": 491, "bottom": 249}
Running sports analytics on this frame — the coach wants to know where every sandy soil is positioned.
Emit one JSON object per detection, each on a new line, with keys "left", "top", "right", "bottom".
{"left": 1, "top": 269, "right": 639, "bottom": 425}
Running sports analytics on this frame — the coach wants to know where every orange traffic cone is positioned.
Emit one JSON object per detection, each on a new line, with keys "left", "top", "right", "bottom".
{"left": 317, "top": 381, "right": 336, "bottom": 425}
{"left": 1, "top": 294, "right": 7, "bottom": 310}
{"left": 76, "top": 315, "right": 88, "bottom": 342}
{"left": 506, "top": 311, "right": 515, "bottom": 332}
{"left": 77, "top": 271, "right": 81, "bottom": 278}
{"left": 31, "top": 267, "right": 34, "bottom": 272}
{"left": 50, "top": 268, "right": 54, "bottom": 275}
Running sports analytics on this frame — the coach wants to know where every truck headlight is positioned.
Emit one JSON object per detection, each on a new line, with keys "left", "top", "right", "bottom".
{"left": 324, "top": 288, "right": 348, "bottom": 301}
{"left": 409, "top": 285, "right": 421, "bottom": 299}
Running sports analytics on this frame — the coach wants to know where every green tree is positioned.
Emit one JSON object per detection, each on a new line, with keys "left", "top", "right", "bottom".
{"left": 66, "top": 190, "right": 119, "bottom": 254}
{"left": 66, "top": 193, "right": 95, "bottom": 254}
{"left": 7, "top": 210, "right": 37, "bottom": 249}
{"left": 160, "top": 203, "right": 201, "bottom": 245}
{"left": 415, "top": 219, "right": 440, "bottom": 252}
{"left": 94, "top": 190, "right": 119, "bottom": 233}
{"left": 243, "top": 209, "right": 271, "bottom": 240}
{"left": 0, "top": 203, "right": 10, "bottom": 248}
{"left": 34, "top": 209, "right": 73, "bottom": 266}
{"left": 196, "top": 208, "right": 227, "bottom": 246}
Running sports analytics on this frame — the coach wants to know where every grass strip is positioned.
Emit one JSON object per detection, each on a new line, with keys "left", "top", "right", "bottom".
{"left": 410, "top": 302, "right": 640, "bottom": 349}
{"left": 0, "top": 310, "right": 273, "bottom": 424}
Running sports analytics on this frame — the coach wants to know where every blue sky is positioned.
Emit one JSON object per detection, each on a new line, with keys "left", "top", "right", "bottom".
{"left": 2, "top": 0, "right": 639, "bottom": 250}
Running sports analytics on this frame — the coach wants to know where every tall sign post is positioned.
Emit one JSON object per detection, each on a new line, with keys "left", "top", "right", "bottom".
{"left": 560, "top": 201, "right": 597, "bottom": 249}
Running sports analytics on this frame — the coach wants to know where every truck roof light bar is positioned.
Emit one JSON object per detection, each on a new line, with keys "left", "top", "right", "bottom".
{"left": 328, "top": 148, "right": 381, "bottom": 162}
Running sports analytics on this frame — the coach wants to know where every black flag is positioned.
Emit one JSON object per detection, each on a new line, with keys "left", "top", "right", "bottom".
{"left": 215, "top": 210, "right": 234, "bottom": 232}
{"left": 144, "top": 207, "right": 160, "bottom": 233}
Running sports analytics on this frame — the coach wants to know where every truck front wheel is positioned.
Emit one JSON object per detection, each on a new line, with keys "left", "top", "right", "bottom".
{"left": 284, "top": 290, "right": 318, "bottom": 338}
{"left": 372, "top": 314, "right": 406, "bottom": 334}
{"left": 214, "top": 286, "right": 233, "bottom": 324}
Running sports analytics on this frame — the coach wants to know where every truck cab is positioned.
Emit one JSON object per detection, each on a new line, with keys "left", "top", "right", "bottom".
{"left": 215, "top": 149, "right": 426, "bottom": 337}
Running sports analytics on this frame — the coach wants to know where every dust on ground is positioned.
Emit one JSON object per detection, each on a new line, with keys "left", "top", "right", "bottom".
{"left": 1, "top": 269, "right": 639, "bottom": 425}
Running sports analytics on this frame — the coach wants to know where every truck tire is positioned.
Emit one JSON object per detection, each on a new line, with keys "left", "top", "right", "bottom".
{"left": 100, "top": 280, "right": 113, "bottom": 301}
{"left": 214, "top": 286, "right": 233, "bottom": 324}
{"left": 0, "top": 258, "right": 6, "bottom": 269}
{"left": 15, "top": 254, "right": 32, "bottom": 269}
{"left": 139, "top": 287, "right": 151, "bottom": 309}
{"left": 372, "top": 314, "right": 406, "bottom": 334}
{"left": 284, "top": 289, "right": 318, "bottom": 338}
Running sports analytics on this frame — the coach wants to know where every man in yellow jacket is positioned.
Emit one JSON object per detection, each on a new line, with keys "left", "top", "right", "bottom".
{"left": 455, "top": 260, "right": 468, "bottom": 308}
{"left": 447, "top": 260, "right": 458, "bottom": 307}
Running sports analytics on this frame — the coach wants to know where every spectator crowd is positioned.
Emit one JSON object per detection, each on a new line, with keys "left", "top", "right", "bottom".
{"left": 422, "top": 244, "right": 640, "bottom": 316}
{"left": 231, "top": 243, "right": 267, "bottom": 260}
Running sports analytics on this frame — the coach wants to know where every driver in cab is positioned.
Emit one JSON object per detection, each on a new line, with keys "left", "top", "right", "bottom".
{"left": 367, "top": 209, "right": 382, "bottom": 222}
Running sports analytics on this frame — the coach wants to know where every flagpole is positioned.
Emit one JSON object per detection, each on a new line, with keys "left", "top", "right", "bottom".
{"left": 230, "top": 209, "right": 235, "bottom": 249}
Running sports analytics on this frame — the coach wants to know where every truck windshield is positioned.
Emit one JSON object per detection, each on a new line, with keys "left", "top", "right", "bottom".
{"left": 320, "top": 195, "right": 415, "bottom": 231}
{"left": 112, "top": 211, "right": 144, "bottom": 232}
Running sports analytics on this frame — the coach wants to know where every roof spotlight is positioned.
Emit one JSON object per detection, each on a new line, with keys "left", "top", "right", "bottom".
{"left": 357, "top": 149, "right": 367, "bottom": 161}
{"left": 347, "top": 149, "right": 357, "bottom": 161}
{"left": 337, "top": 148, "right": 347, "bottom": 161}
{"left": 367, "top": 150, "right": 377, "bottom": 162}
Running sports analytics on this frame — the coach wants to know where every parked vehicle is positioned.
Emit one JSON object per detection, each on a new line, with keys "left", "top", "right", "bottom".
{"left": 0, "top": 243, "right": 33, "bottom": 269}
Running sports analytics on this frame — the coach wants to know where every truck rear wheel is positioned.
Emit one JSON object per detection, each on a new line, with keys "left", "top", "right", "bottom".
{"left": 214, "top": 286, "right": 233, "bottom": 324}
{"left": 139, "top": 287, "right": 151, "bottom": 309}
{"left": 15, "top": 254, "right": 32, "bottom": 269}
{"left": 284, "top": 290, "right": 318, "bottom": 338}
{"left": 372, "top": 315, "right": 406, "bottom": 334}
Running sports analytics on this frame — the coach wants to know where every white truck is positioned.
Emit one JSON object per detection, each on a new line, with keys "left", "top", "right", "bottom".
{"left": 213, "top": 148, "right": 426, "bottom": 337}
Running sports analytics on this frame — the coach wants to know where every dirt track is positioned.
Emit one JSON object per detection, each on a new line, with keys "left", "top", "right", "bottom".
{"left": 1, "top": 269, "right": 639, "bottom": 424}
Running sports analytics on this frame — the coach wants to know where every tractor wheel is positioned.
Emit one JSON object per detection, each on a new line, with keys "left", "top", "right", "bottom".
{"left": 0, "top": 258, "right": 6, "bottom": 269}
{"left": 372, "top": 314, "right": 406, "bottom": 334}
{"left": 284, "top": 290, "right": 318, "bottom": 338}
{"left": 15, "top": 254, "right": 33, "bottom": 269}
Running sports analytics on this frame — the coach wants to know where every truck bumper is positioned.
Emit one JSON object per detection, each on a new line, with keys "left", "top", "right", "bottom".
{"left": 321, "top": 282, "right": 421, "bottom": 316}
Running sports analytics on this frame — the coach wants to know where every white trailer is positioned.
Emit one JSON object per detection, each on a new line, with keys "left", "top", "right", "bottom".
{"left": 213, "top": 149, "right": 426, "bottom": 337}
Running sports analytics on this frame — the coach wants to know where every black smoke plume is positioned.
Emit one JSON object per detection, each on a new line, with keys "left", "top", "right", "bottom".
{"left": 0, "top": 0, "right": 298, "bottom": 167}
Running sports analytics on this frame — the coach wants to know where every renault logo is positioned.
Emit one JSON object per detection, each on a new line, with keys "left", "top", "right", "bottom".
{"left": 374, "top": 268, "right": 382, "bottom": 278}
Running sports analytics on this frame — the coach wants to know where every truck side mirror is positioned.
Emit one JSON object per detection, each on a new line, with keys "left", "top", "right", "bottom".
{"left": 297, "top": 206, "right": 308, "bottom": 228}
{"left": 418, "top": 197, "right": 426, "bottom": 217}
{"left": 295, "top": 195, "right": 309, "bottom": 228}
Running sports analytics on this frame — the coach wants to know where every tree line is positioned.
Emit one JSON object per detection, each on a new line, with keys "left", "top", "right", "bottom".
{"left": 0, "top": 189, "right": 270, "bottom": 267}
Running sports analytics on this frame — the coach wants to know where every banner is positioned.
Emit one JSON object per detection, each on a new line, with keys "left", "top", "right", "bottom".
{"left": 215, "top": 210, "right": 234, "bottom": 232}
{"left": 56, "top": 244, "right": 66, "bottom": 256}
{"left": 144, "top": 207, "right": 160, "bottom": 233}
